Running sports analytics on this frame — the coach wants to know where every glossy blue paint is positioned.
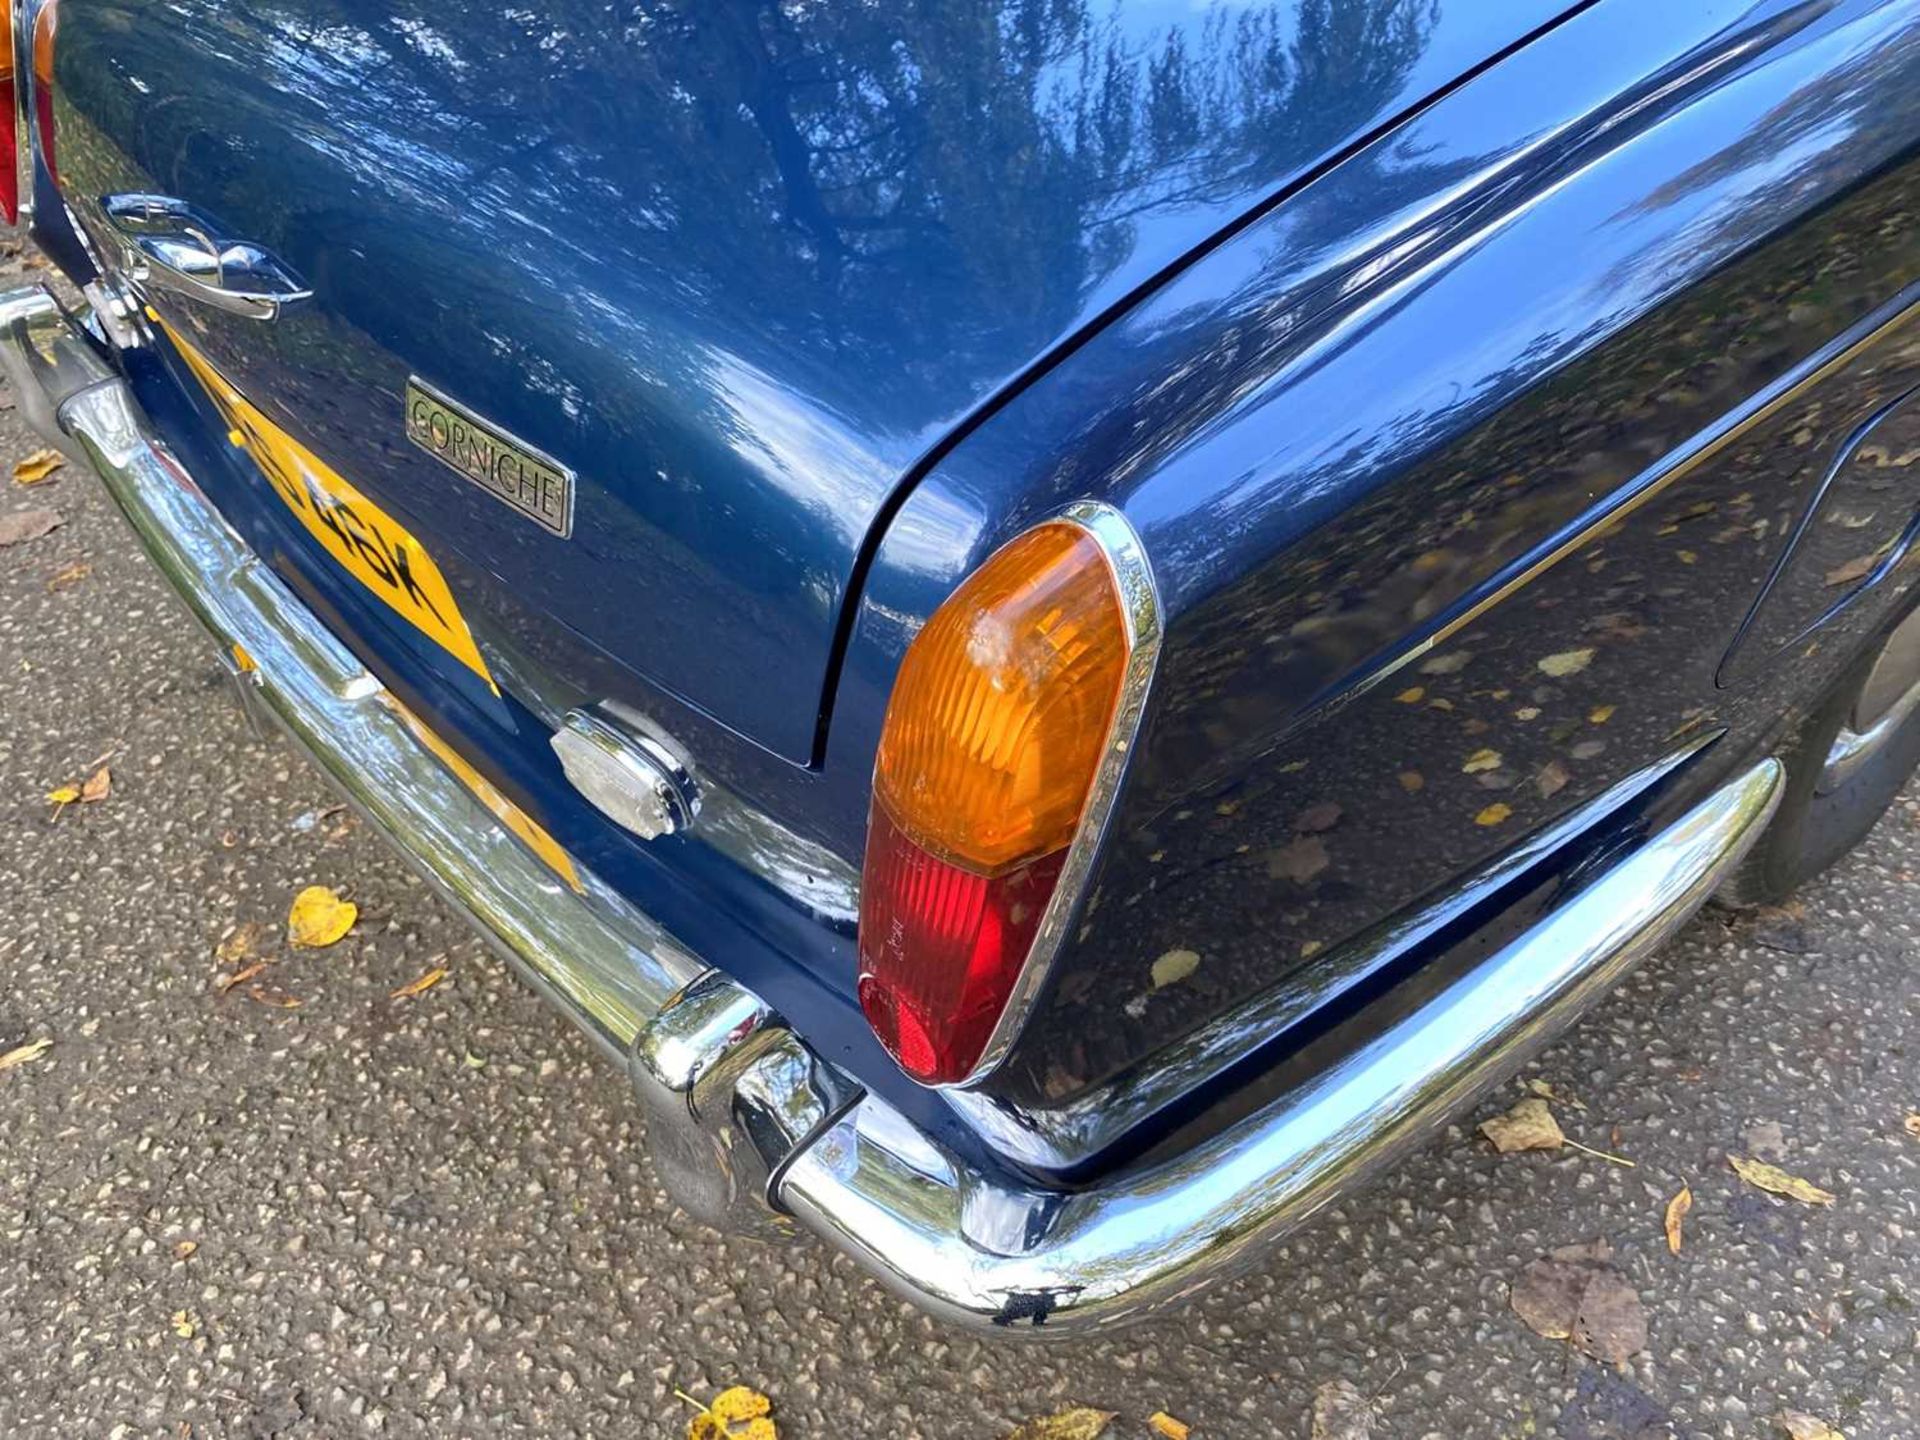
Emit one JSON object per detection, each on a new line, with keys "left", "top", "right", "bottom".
{"left": 50, "top": 0, "right": 1575, "bottom": 767}
{"left": 34, "top": 0, "right": 1920, "bottom": 1183}
{"left": 835, "top": 0, "right": 1920, "bottom": 1161}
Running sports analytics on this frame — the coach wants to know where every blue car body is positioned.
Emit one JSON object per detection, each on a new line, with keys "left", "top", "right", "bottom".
{"left": 12, "top": 0, "right": 1919, "bottom": 1324}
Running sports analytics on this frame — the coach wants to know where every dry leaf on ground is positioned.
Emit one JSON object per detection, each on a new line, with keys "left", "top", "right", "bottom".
{"left": 1729, "top": 1154, "right": 1835, "bottom": 1206}
{"left": 1510, "top": 1238, "right": 1649, "bottom": 1366}
{"left": 0, "top": 1036, "right": 53, "bottom": 1071}
{"left": 246, "top": 986, "right": 303, "bottom": 1010}
{"left": 214, "top": 921, "right": 269, "bottom": 967}
{"left": 1148, "top": 1414, "right": 1190, "bottom": 1440}
{"left": 12, "top": 447, "right": 64, "bottom": 485}
{"left": 287, "top": 885, "right": 357, "bottom": 948}
{"left": 1665, "top": 1185, "right": 1692, "bottom": 1255}
{"left": 174, "top": 1240, "right": 198, "bottom": 1261}
{"left": 170, "top": 1310, "right": 196, "bottom": 1339}
{"left": 80, "top": 766, "right": 110, "bottom": 802}
{"left": 1462, "top": 747, "right": 1504, "bottom": 774}
{"left": 1526, "top": 1078, "right": 1587, "bottom": 1110}
{"left": 1475, "top": 802, "right": 1513, "bottom": 827}
{"left": 1481, "top": 1097, "right": 1565, "bottom": 1153}
{"left": 1310, "top": 1378, "right": 1374, "bottom": 1440}
{"left": 0, "top": 507, "right": 62, "bottom": 545}
{"left": 1778, "top": 1412, "right": 1846, "bottom": 1440}
{"left": 390, "top": 966, "right": 448, "bottom": 1001}
{"left": 1902, "top": 1112, "right": 1920, "bottom": 1139}
{"left": 1003, "top": 1409, "right": 1114, "bottom": 1440}
{"left": 215, "top": 962, "right": 267, "bottom": 995}
{"left": 680, "top": 1384, "right": 777, "bottom": 1440}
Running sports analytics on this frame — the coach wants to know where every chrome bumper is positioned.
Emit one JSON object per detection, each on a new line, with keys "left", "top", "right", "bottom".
{"left": 1, "top": 283, "right": 1785, "bottom": 1334}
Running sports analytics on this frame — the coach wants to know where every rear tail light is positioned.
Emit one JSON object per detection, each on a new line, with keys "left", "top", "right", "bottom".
{"left": 856, "top": 507, "right": 1157, "bottom": 1085}
{"left": 1, "top": 1, "right": 19, "bottom": 224}
{"left": 0, "top": 0, "right": 56, "bottom": 226}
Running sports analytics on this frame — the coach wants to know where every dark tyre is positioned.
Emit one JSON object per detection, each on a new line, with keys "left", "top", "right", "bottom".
{"left": 1723, "top": 606, "right": 1920, "bottom": 907}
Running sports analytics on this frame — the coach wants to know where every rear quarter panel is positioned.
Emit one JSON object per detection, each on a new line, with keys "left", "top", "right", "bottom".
{"left": 831, "top": 0, "right": 1920, "bottom": 1168}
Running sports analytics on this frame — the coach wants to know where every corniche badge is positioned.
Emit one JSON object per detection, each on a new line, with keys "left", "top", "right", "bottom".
{"left": 404, "top": 377, "right": 574, "bottom": 538}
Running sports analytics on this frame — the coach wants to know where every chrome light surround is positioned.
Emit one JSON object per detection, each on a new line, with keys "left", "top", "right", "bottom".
{"left": 552, "top": 706, "right": 701, "bottom": 841}
{"left": 939, "top": 498, "right": 1163, "bottom": 1090}
{"left": 10, "top": 0, "right": 38, "bottom": 232}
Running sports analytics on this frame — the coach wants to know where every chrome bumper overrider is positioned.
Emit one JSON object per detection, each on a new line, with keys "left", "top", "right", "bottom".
{"left": 1, "top": 283, "right": 1786, "bottom": 1333}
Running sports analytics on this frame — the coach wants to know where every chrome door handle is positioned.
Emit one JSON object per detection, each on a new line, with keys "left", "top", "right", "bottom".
{"left": 101, "top": 193, "right": 312, "bottom": 321}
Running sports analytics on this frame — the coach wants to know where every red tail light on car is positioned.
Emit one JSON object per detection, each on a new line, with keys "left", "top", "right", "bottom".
{"left": 0, "top": 1, "right": 20, "bottom": 224}
{"left": 0, "top": 0, "right": 57, "bottom": 225}
{"left": 857, "top": 507, "right": 1157, "bottom": 1085}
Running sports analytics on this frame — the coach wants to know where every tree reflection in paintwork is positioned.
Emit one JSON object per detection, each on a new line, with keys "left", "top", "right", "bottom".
{"left": 61, "top": 0, "right": 1451, "bottom": 767}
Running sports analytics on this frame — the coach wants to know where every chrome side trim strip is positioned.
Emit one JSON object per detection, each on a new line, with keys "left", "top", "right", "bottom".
{"left": 952, "top": 499, "right": 1164, "bottom": 1087}
{"left": 780, "top": 758, "right": 1782, "bottom": 1332}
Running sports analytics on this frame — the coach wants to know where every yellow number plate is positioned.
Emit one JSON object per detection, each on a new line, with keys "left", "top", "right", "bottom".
{"left": 160, "top": 318, "right": 497, "bottom": 691}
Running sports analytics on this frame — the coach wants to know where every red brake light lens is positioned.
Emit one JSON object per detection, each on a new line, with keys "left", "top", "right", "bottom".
{"left": 1, "top": 1, "right": 19, "bottom": 225}
{"left": 856, "top": 520, "right": 1135, "bottom": 1085}
{"left": 0, "top": 0, "right": 57, "bottom": 226}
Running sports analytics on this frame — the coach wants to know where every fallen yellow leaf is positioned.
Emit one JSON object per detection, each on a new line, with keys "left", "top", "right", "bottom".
{"left": 174, "top": 1240, "right": 198, "bottom": 1261}
{"left": 287, "top": 885, "right": 357, "bottom": 948}
{"left": 0, "top": 1036, "right": 53, "bottom": 1071}
{"left": 171, "top": 1309, "right": 196, "bottom": 1339}
{"left": 1903, "top": 1112, "right": 1920, "bottom": 1140}
{"left": 1664, "top": 1184, "right": 1692, "bottom": 1255}
{"left": 1588, "top": 704, "right": 1616, "bottom": 724}
{"left": 1462, "top": 747, "right": 1504, "bottom": 774}
{"left": 1778, "top": 1411, "right": 1846, "bottom": 1440}
{"left": 1729, "top": 1154, "right": 1834, "bottom": 1206}
{"left": 1004, "top": 1410, "right": 1114, "bottom": 1440}
{"left": 1148, "top": 1412, "right": 1190, "bottom": 1440}
{"left": 390, "top": 966, "right": 449, "bottom": 1001}
{"left": 45, "top": 785, "right": 79, "bottom": 805}
{"left": 1480, "top": 1097, "right": 1564, "bottom": 1154}
{"left": 12, "top": 447, "right": 64, "bottom": 485}
{"left": 1475, "top": 802, "right": 1513, "bottom": 827}
{"left": 677, "top": 1385, "right": 778, "bottom": 1440}
{"left": 1394, "top": 686, "right": 1425, "bottom": 704}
